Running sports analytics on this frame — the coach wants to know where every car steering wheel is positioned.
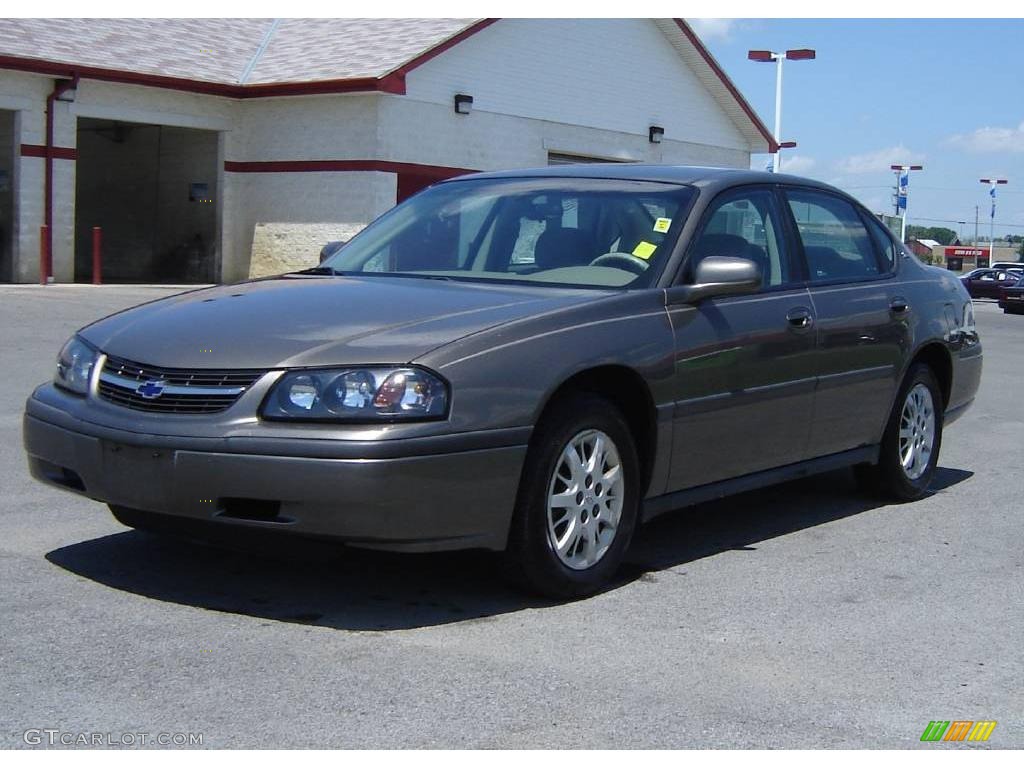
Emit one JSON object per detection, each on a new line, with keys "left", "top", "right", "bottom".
{"left": 589, "top": 252, "right": 650, "bottom": 275}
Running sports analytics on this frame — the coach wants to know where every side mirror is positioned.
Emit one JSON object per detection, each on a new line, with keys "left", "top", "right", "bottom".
{"left": 667, "top": 256, "right": 763, "bottom": 304}
{"left": 319, "top": 240, "right": 347, "bottom": 264}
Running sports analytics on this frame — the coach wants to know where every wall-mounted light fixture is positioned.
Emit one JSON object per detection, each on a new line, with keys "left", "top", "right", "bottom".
{"left": 55, "top": 78, "right": 77, "bottom": 103}
{"left": 454, "top": 94, "right": 473, "bottom": 115}
{"left": 648, "top": 125, "right": 664, "bottom": 144}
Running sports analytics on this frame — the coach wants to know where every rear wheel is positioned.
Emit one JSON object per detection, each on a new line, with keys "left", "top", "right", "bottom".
{"left": 856, "top": 363, "right": 943, "bottom": 501}
{"left": 505, "top": 394, "right": 640, "bottom": 599}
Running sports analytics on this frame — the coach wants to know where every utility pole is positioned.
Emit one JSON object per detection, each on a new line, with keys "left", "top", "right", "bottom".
{"left": 974, "top": 206, "right": 979, "bottom": 245}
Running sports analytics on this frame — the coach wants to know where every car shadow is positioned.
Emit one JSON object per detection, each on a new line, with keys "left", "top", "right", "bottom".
{"left": 622, "top": 465, "right": 973, "bottom": 575}
{"left": 45, "top": 466, "right": 973, "bottom": 631}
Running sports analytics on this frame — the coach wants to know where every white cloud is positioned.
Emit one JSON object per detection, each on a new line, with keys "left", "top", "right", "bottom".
{"left": 687, "top": 19, "right": 736, "bottom": 41}
{"left": 836, "top": 145, "right": 925, "bottom": 175}
{"left": 946, "top": 122, "right": 1024, "bottom": 154}
{"left": 779, "top": 155, "right": 816, "bottom": 175}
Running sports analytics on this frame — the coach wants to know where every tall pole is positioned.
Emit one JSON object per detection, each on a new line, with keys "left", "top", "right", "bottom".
{"left": 990, "top": 206, "right": 995, "bottom": 266}
{"left": 891, "top": 164, "right": 923, "bottom": 244}
{"left": 773, "top": 55, "right": 784, "bottom": 173}
{"left": 980, "top": 178, "right": 1008, "bottom": 267}
{"left": 975, "top": 206, "right": 979, "bottom": 245}
{"left": 893, "top": 169, "right": 901, "bottom": 216}
{"left": 748, "top": 49, "right": 815, "bottom": 174}
{"left": 902, "top": 183, "right": 910, "bottom": 243}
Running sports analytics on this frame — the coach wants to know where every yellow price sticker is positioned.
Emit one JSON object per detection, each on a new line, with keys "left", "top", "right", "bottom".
{"left": 653, "top": 217, "right": 672, "bottom": 234}
{"left": 632, "top": 241, "right": 658, "bottom": 260}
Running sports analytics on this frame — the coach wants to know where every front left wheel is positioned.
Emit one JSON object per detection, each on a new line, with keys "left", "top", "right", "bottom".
{"left": 504, "top": 394, "right": 640, "bottom": 599}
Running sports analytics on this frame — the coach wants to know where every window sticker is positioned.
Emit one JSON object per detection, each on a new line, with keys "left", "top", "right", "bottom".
{"left": 653, "top": 217, "right": 672, "bottom": 234}
{"left": 632, "top": 241, "right": 658, "bottom": 260}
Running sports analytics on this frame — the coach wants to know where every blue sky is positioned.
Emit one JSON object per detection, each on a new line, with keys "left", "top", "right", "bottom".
{"left": 692, "top": 18, "right": 1024, "bottom": 240}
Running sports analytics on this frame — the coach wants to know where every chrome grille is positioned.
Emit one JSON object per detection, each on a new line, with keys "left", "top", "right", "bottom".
{"left": 98, "top": 354, "right": 266, "bottom": 414}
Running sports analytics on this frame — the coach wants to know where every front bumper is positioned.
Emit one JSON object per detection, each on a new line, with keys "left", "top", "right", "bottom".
{"left": 23, "top": 391, "right": 529, "bottom": 553}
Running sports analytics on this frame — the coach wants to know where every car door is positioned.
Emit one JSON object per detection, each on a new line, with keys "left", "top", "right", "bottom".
{"left": 665, "top": 185, "right": 817, "bottom": 492}
{"left": 967, "top": 270, "right": 1000, "bottom": 298}
{"left": 782, "top": 186, "right": 909, "bottom": 459}
{"left": 995, "top": 271, "right": 1019, "bottom": 297}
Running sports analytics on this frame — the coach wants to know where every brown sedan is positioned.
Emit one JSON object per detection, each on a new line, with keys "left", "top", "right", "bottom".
{"left": 960, "top": 268, "right": 1023, "bottom": 299}
{"left": 24, "top": 166, "right": 984, "bottom": 598}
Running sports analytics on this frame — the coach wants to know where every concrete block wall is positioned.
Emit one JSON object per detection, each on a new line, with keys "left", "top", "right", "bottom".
{"left": 0, "top": 71, "right": 52, "bottom": 283}
{"left": 0, "top": 109, "right": 14, "bottom": 281}
{"left": 377, "top": 94, "right": 749, "bottom": 173}
{"left": 223, "top": 94, "right": 389, "bottom": 281}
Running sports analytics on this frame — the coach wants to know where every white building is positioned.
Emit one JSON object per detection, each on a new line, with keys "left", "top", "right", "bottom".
{"left": 0, "top": 18, "right": 775, "bottom": 284}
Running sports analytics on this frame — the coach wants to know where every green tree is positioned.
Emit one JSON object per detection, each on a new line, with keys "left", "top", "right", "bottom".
{"left": 905, "top": 226, "right": 958, "bottom": 245}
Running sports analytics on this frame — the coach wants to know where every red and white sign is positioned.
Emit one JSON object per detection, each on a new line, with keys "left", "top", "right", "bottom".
{"left": 944, "top": 247, "right": 988, "bottom": 259}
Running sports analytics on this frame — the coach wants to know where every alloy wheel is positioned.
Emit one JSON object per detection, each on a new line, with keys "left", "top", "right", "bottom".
{"left": 545, "top": 429, "right": 625, "bottom": 570}
{"left": 899, "top": 383, "right": 935, "bottom": 481}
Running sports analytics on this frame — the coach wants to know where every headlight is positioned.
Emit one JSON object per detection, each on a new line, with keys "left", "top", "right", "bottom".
{"left": 262, "top": 367, "right": 449, "bottom": 422}
{"left": 54, "top": 336, "right": 99, "bottom": 395}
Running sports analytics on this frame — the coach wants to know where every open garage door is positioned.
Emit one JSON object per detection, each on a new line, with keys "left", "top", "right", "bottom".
{"left": 75, "top": 118, "right": 218, "bottom": 283}
{"left": 0, "top": 110, "right": 13, "bottom": 282}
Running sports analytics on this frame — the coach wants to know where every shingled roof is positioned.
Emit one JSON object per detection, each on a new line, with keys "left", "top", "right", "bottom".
{"left": 0, "top": 18, "right": 476, "bottom": 85}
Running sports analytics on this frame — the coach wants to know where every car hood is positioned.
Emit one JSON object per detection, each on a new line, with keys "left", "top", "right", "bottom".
{"left": 79, "top": 275, "right": 601, "bottom": 369}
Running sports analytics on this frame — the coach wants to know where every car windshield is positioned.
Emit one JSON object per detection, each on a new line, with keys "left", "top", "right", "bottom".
{"left": 321, "top": 177, "right": 695, "bottom": 289}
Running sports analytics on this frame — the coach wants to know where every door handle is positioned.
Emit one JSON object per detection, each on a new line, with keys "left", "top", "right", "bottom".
{"left": 786, "top": 307, "right": 813, "bottom": 330}
{"left": 890, "top": 297, "right": 910, "bottom": 315}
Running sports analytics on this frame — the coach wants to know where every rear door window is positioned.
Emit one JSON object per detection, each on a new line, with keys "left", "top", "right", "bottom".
{"left": 785, "top": 188, "right": 882, "bottom": 282}
{"left": 863, "top": 215, "right": 899, "bottom": 273}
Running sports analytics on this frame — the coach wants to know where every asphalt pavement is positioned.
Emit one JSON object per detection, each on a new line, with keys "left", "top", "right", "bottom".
{"left": 0, "top": 284, "right": 1020, "bottom": 748}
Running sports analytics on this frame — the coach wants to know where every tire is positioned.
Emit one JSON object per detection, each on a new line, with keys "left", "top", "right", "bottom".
{"left": 504, "top": 393, "right": 641, "bottom": 599}
{"left": 856, "top": 363, "right": 943, "bottom": 501}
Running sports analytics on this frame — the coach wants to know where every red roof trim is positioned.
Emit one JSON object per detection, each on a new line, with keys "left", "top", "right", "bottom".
{"left": 0, "top": 54, "right": 401, "bottom": 99}
{"left": 672, "top": 20, "right": 778, "bottom": 153}
{"left": 224, "top": 159, "right": 476, "bottom": 177}
{"left": 389, "top": 19, "right": 498, "bottom": 78}
{"left": 21, "top": 143, "right": 77, "bottom": 160}
{"left": 0, "top": 21, "right": 498, "bottom": 101}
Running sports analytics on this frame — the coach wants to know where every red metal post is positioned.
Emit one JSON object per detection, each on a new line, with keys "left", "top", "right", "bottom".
{"left": 92, "top": 227, "right": 102, "bottom": 285}
{"left": 39, "top": 224, "right": 49, "bottom": 285}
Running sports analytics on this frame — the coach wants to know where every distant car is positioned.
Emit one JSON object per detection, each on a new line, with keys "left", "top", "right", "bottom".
{"left": 998, "top": 275, "right": 1024, "bottom": 314}
{"left": 960, "top": 268, "right": 1023, "bottom": 299}
{"left": 23, "top": 166, "right": 983, "bottom": 598}
{"left": 990, "top": 261, "right": 1024, "bottom": 271}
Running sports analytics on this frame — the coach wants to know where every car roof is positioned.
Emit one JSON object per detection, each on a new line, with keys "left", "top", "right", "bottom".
{"left": 443, "top": 164, "right": 849, "bottom": 196}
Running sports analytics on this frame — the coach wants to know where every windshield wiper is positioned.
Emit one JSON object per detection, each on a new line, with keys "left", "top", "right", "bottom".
{"left": 291, "top": 266, "right": 345, "bottom": 276}
{"left": 371, "top": 272, "right": 456, "bottom": 282}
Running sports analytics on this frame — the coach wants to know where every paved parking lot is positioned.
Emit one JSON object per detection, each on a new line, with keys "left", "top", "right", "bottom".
{"left": 1, "top": 284, "right": 1020, "bottom": 749}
